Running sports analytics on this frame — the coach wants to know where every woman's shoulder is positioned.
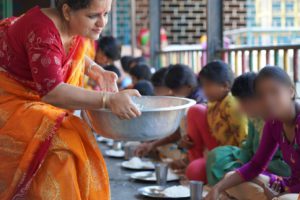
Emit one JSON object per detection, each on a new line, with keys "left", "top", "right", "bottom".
{"left": 11, "top": 6, "right": 59, "bottom": 36}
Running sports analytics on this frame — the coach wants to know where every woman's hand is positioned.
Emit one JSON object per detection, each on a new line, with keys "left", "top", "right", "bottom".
{"left": 88, "top": 65, "right": 119, "bottom": 93}
{"left": 107, "top": 90, "right": 142, "bottom": 120}
{"left": 134, "top": 142, "right": 156, "bottom": 157}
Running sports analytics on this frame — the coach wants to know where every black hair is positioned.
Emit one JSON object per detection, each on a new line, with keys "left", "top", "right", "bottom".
{"left": 133, "top": 80, "right": 154, "bottom": 96}
{"left": 231, "top": 72, "right": 257, "bottom": 99}
{"left": 165, "top": 64, "right": 197, "bottom": 90}
{"left": 199, "top": 60, "right": 234, "bottom": 87}
{"left": 55, "top": 0, "right": 92, "bottom": 11}
{"left": 128, "top": 56, "right": 147, "bottom": 68}
{"left": 97, "top": 36, "right": 121, "bottom": 61}
{"left": 254, "top": 66, "right": 294, "bottom": 91}
{"left": 121, "top": 56, "right": 134, "bottom": 73}
{"left": 151, "top": 67, "right": 169, "bottom": 87}
{"left": 104, "top": 64, "right": 121, "bottom": 78}
{"left": 129, "top": 64, "right": 152, "bottom": 81}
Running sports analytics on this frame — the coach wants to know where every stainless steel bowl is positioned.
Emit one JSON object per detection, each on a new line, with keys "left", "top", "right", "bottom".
{"left": 83, "top": 96, "right": 196, "bottom": 141}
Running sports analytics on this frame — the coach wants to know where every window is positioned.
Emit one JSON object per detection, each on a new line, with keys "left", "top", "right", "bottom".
{"left": 286, "top": 17, "right": 294, "bottom": 27}
{"left": 272, "top": 2, "right": 281, "bottom": 12}
{"left": 272, "top": 17, "right": 281, "bottom": 27}
{"left": 286, "top": 2, "right": 294, "bottom": 12}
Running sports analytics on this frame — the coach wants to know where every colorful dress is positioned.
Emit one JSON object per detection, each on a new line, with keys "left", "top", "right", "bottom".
{"left": 185, "top": 94, "right": 247, "bottom": 182}
{"left": 0, "top": 7, "right": 109, "bottom": 199}
{"left": 237, "top": 115, "right": 300, "bottom": 193}
{"left": 158, "top": 87, "right": 206, "bottom": 160}
{"left": 207, "top": 94, "right": 248, "bottom": 146}
{"left": 206, "top": 119, "right": 291, "bottom": 185}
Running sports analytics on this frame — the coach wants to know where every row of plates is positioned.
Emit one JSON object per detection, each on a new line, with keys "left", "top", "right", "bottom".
{"left": 102, "top": 139, "right": 207, "bottom": 199}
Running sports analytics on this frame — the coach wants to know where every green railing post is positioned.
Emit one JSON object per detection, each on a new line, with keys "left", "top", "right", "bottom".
{"left": 249, "top": 50, "right": 253, "bottom": 72}
{"left": 2, "top": 0, "right": 13, "bottom": 18}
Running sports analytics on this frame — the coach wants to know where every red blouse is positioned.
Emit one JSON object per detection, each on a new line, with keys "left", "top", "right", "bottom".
{"left": 0, "top": 7, "right": 76, "bottom": 96}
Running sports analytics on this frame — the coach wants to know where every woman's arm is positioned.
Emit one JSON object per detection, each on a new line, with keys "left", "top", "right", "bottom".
{"left": 84, "top": 56, "right": 119, "bottom": 92}
{"left": 42, "top": 83, "right": 141, "bottom": 119}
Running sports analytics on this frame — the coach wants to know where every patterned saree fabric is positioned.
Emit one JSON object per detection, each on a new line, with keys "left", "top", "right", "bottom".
{"left": 0, "top": 12, "right": 110, "bottom": 200}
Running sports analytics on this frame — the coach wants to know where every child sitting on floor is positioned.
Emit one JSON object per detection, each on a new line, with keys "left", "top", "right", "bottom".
{"left": 205, "top": 66, "right": 300, "bottom": 200}
{"left": 129, "top": 63, "right": 152, "bottom": 85}
{"left": 135, "top": 64, "right": 206, "bottom": 159}
{"left": 95, "top": 36, "right": 121, "bottom": 66}
{"left": 184, "top": 60, "right": 248, "bottom": 183}
{"left": 133, "top": 80, "right": 154, "bottom": 96}
{"left": 165, "top": 64, "right": 206, "bottom": 104}
{"left": 151, "top": 67, "right": 172, "bottom": 96}
{"left": 206, "top": 72, "right": 290, "bottom": 195}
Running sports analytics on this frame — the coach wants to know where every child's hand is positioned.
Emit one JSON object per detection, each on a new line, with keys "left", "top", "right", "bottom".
{"left": 178, "top": 135, "right": 194, "bottom": 149}
{"left": 169, "top": 158, "right": 189, "bottom": 170}
{"left": 134, "top": 142, "right": 155, "bottom": 157}
{"left": 262, "top": 184, "right": 279, "bottom": 200}
{"left": 204, "top": 187, "right": 220, "bottom": 200}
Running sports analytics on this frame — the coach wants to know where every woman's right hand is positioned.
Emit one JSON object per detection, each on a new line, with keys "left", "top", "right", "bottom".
{"left": 107, "top": 90, "right": 142, "bottom": 120}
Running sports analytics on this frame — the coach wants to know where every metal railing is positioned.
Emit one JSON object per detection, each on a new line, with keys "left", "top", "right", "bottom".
{"left": 158, "top": 48, "right": 207, "bottom": 73}
{"left": 219, "top": 45, "right": 300, "bottom": 82}
{"left": 158, "top": 44, "right": 300, "bottom": 83}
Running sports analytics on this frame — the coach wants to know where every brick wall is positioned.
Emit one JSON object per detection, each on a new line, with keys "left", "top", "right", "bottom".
{"left": 161, "top": 0, "right": 207, "bottom": 44}
{"left": 134, "top": 0, "right": 247, "bottom": 44}
{"left": 223, "top": 0, "right": 247, "bottom": 31}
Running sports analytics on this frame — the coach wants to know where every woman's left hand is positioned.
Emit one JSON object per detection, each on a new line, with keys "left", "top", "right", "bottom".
{"left": 88, "top": 65, "right": 119, "bottom": 92}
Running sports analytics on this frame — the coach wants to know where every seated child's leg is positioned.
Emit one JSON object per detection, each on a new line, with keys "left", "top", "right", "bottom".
{"left": 187, "top": 105, "right": 218, "bottom": 161}
{"left": 225, "top": 172, "right": 269, "bottom": 200}
{"left": 186, "top": 158, "right": 207, "bottom": 182}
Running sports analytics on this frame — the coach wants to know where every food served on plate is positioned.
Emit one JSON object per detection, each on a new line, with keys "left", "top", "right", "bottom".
{"left": 105, "top": 149, "right": 125, "bottom": 158}
{"left": 130, "top": 170, "right": 179, "bottom": 182}
{"left": 163, "top": 186, "right": 190, "bottom": 198}
{"left": 122, "top": 157, "right": 155, "bottom": 169}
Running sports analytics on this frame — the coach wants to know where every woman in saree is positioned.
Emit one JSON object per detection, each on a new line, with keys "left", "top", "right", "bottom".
{"left": 0, "top": 0, "right": 141, "bottom": 199}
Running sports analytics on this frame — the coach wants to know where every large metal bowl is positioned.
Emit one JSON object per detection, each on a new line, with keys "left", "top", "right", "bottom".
{"left": 83, "top": 96, "right": 196, "bottom": 141}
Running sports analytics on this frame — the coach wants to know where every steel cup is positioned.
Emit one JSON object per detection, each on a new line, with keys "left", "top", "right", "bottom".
{"left": 112, "top": 141, "right": 122, "bottom": 150}
{"left": 124, "top": 145, "right": 135, "bottom": 160}
{"left": 155, "top": 163, "right": 168, "bottom": 186}
{"left": 190, "top": 181, "right": 203, "bottom": 200}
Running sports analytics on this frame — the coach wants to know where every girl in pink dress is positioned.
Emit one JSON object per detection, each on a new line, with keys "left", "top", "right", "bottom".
{"left": 205, "top": 66, "right": 300, "bottom": 200}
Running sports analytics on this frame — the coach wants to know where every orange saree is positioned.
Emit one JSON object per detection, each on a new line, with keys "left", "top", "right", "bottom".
{"left": 0, "top": 27, "right": 110, "bottom": 200}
